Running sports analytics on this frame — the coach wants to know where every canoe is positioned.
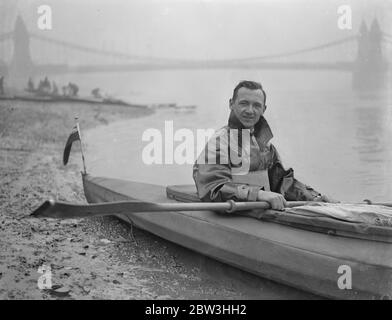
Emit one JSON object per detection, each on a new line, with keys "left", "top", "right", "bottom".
{"left": 82, "top": 173, "right": 392, "bottom": 300}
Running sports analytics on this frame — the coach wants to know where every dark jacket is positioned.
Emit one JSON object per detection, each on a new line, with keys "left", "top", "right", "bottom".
{"left": 193, "top": 111, "right": 321, "bottom": 202}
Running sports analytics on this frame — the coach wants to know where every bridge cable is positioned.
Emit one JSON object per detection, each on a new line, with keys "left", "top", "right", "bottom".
{"left": 30, "top": 33, "right": 358, "bottom": 64}
{"left": 29, "top": 33, "right": 193, "bottom": 63}
{"left": 219, "top": 35, "right": 359, "bottom": 63}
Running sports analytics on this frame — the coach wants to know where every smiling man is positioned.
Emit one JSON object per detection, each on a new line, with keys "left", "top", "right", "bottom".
{"left": 193, "top": 80, "right": 332, "bottom": 210}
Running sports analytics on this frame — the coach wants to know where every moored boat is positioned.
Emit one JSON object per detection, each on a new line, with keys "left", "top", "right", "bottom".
{"left": 82, "top": 173, "right": 392, "bottom": 300}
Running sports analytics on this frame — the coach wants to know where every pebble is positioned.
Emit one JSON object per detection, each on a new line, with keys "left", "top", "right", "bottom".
{"left": 99, "top": 239, "right": 111, "bottom": 245}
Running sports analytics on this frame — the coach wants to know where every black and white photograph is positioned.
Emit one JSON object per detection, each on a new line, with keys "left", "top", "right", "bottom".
{"left": 0, "top": 0, "right": 392, "bottom": 303}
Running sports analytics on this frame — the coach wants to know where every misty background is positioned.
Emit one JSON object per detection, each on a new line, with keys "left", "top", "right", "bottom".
{"left": 1, "top": 0, "right": 391, "bottom": 63}
{"left": 0, "top": 0, "right": 391, "bottom": 202}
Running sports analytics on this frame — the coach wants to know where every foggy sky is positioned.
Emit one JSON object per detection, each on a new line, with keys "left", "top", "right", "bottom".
{"left": 1, "top": 0, "right": 391, "bottom": 62}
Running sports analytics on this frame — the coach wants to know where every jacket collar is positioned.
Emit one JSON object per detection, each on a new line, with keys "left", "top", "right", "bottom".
{"left": 228, "top": 110, "right": 273, "bottom": 146}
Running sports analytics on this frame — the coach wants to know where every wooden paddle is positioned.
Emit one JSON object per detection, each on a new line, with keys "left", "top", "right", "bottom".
{"left": 31, "top": 199, "right": 310, "bottom": 219}
{"left": 31, "top": 199, "right": 392, "bottom": 220}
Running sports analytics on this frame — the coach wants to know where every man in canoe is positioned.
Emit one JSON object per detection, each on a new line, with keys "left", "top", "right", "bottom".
{"left": 193, "top": 80, "right": 333, "bottom": 210}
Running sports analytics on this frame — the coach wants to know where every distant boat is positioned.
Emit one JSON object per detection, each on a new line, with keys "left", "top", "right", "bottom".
{"left": 173, "top": 104, "right": 197, "bottom": 112}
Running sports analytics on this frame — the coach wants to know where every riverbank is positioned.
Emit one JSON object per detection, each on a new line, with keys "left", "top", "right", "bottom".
{"left": 0, "top": 99, "right": 311, "bottom": 300}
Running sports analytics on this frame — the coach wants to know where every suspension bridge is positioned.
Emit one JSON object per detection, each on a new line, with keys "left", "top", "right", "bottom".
{"left": 0, "top": 15, "right": 391, "bottom": 88}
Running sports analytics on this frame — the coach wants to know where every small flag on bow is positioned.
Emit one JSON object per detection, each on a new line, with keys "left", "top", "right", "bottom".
{"left": 63, "top": 125, "right": 80, "bottom": 165}
{"left": 63, "top": 120, "right": 87, "bottom": 173}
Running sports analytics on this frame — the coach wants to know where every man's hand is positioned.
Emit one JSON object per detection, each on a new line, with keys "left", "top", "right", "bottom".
{"left": 257, "top": 190, "right": 287, "bottom": 210}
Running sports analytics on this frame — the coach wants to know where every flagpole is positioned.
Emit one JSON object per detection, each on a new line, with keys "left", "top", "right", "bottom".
{"left": 75, "top": 116, "right": 87, "bottom": 174}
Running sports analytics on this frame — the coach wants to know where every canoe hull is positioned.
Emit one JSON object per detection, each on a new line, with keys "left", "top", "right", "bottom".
{"left": 82, "top": 174, "right": 392, "bottom": 299}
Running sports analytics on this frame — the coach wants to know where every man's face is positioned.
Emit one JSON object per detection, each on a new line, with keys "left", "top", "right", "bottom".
{"left": 229, "top": 87, "right": 266, "bottom": 129}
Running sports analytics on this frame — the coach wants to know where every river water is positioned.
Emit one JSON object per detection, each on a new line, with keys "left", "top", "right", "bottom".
{"left": 62, "top": 69, "right": 392, "bottom": 203}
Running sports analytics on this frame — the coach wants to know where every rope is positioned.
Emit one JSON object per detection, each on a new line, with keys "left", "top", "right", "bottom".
{"left": 30, "top": 33, "right": 193, "bottom": 64}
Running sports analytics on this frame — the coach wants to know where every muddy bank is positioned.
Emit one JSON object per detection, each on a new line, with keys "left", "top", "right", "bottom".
{"left": 0, "top": 99, "right": 316, "bottom": 300}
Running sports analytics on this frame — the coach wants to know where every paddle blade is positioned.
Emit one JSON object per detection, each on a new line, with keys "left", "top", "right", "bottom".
{"left": 31, "top": 199, "right": 97, "bottom": 219}
{"left": 30, "top": 199, "right": 163, "bottom": 219}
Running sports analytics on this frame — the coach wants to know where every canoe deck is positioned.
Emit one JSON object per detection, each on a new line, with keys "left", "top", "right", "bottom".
{"left": 82, "top": 174, "right": 392, "bottom": 299}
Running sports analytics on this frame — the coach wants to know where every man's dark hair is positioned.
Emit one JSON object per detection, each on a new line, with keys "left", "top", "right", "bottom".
{"left": 232, "top": 80, "right": 267, "bottom": 104}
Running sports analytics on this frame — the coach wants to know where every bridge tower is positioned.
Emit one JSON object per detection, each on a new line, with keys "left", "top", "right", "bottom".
{"left": 353, "top": 18, "right": 387, "bottom": 90}
{"left": 368, "top": 18, "right": 384, "bottom": 70}
{"left": 9, "top": 15, "right": 34, "bottom": 79}
{"left": 356, "top": 20, "right": 369, "bottom": 66}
